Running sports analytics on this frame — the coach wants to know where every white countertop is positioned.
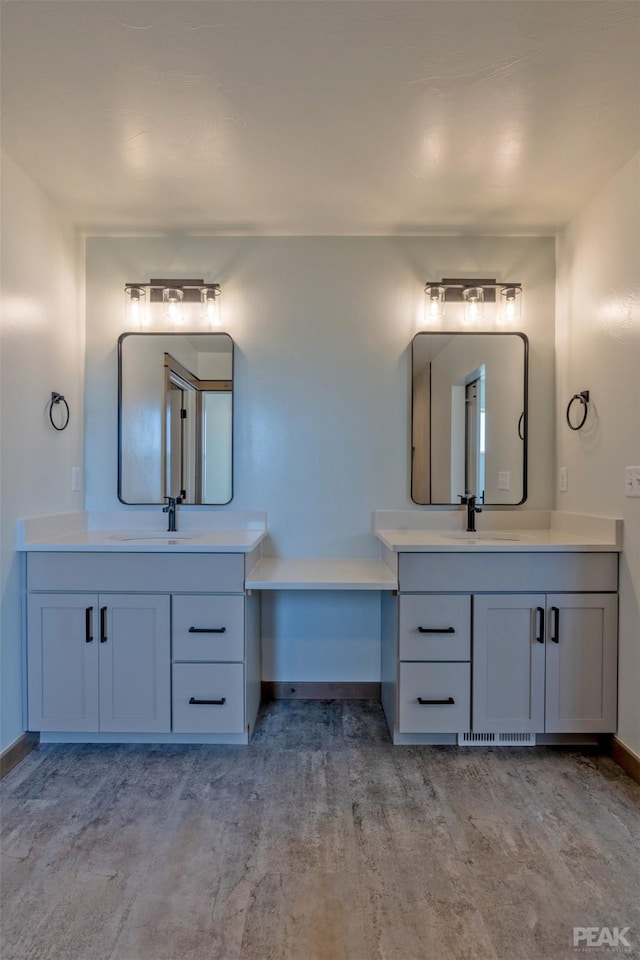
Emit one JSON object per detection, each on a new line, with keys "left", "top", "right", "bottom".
{"left": 246, "top": 558, "right": 397, "bottom": 590}
{"left": 375, "top": 528, "right": 620, "bottom": 552}
{"left": 16, "top": 511, "right": 267, "bottom": 553}
{"left": 373, "top": 510, "right": 622, "bottom": 553}
{"left": 19, "top": 529, "right": 267, "bottom": 553}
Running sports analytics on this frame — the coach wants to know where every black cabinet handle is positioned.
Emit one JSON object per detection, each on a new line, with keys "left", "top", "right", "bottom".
{"left": 188, "top": 626, "right": 226, "bottom": 634}
{"left": 85, "top": 606, "right": 93, "bottom": 643}
{"left": 418, "top": 626, "right": 455, "bottom": 634}
{"left": 189, "top": 697, "right": 226, "bottom": 706}
{"left": 550, "top": 606, "right": 560, "bottom": 643}
{"left": 100, "top": 606, "right": 107, "bottom": 643}
{"left": 418, "top": 697, "right": 455, "bottom": 705}
{"left": 536, "top": 607, "right": 545, "bottom": 643}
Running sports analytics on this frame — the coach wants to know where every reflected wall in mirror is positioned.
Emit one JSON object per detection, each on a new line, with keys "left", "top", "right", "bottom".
{"left": 118, "top": 333, "right": 233, "bottom": 504}
{"left": 412, "top": 332, "right": 528, "bottom": 505}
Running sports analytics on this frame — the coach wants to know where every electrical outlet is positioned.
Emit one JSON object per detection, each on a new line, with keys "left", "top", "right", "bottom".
{"left": 559, "top": 467, "right": 568, "bottom": 493}
{"left": 497, "top": 471, "right": 510, "bottom": 491}
{"left": 71, "top": 466, "right": 82, "bottom": 493}
{"left": 625, "top": 466, "right": 640, "bottom": 498}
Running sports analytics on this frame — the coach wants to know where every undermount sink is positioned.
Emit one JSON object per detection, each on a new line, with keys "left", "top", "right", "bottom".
{"left": 442, "top": 532, "right": 530, "bottom": 542}
{"left": 109, "top": 532, "right": 202, "bottom": 542}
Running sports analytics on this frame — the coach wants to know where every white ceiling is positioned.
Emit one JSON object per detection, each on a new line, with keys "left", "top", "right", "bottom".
{"left": 1, "top": 0, "right": 638, "bottom": 235}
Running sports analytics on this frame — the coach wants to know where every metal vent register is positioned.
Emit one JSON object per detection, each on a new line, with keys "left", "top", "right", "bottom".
{"left": 458, "top": 732, "right": 537, "bottom": 747}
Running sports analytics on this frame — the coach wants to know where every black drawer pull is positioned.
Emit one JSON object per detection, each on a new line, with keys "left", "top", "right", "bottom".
{"left": 188, "top": 626, "right": 226, "bottom": 634}
{"left": 100, "top": 606, "right": 108, "bottom": 643}
{"left": 418, "top": 626, "right": 455, "bottom": 634}
{"left": 550, "top": 606, "right": 560, "bottom": 643}
{"left": 189, "top": 696, "right": 226, "bottom": 706}
{"left": 536, "top": 607, "right": 545, "bottom": 643}
{"left": 418, "top": 697, "right": 455, "bottom": 705}
{"left": 85, "top": 606, "right": 93, "bottom": 643}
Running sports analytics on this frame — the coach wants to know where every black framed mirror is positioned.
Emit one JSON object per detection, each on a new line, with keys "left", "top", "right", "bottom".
{"left": 411, "top": 332, "right": 528, "bottom": 505}
{"left": 118, "top": 332, "right": 233, "bottom": 505}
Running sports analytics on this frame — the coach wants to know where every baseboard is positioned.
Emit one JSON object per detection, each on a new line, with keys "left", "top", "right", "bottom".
{"left": 262, "top": 681, "right": 381, "bottom": 701}
{"left": 611, "top": 736, "right": 640, "bottom": 786}
{"left": 0, "top": 731, "right": 39, "bottom": 779}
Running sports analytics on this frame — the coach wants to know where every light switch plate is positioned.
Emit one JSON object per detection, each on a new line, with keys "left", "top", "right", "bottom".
{"left": 625, "top": 466, "right": 640, "bottom": 498}
{"left": 71, "top": 466, "right": 82, "bottom": 493}
{"left": 559, "top": 467, "right": 568, "bottom": 492}
{"left": 497, "top": 471, "right": 510, "bottom": 491}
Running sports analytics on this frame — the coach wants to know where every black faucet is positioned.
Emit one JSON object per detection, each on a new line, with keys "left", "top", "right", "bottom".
{"left": 162, "top": 496, "right": 182, "bottom": 532}
{"left": 459, "top": 493, "right": 482, "bottom": 533}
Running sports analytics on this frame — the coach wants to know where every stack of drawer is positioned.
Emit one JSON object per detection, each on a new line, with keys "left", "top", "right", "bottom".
{"left": 398, "top": 594, "right": 471, "bottom": 733}
{"left": 172, "top": 595, "right": 245, "bottom": 734}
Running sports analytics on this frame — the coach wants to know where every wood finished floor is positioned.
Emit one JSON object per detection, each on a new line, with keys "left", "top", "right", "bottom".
{"left": 1, "top": 700, "right": 639, "bottom": 960}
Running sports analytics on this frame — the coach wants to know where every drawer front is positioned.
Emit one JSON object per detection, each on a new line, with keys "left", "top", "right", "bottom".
{"left": 27, "top": 552, "right": 245, "bottom": 594}
{"left": 399, "top": 662, "right": 470, "bottom": 733}
{"left": 399, "top": 595, "right": 470, "bottom": 660}
{"left": 172, "top": 595, "right": 244, "bottom": 661}
{"left": 172, "top": 663, "right": 245, "bottom": 733}
{"left": 399, "top": 552, "right": 618, "bottom": 594}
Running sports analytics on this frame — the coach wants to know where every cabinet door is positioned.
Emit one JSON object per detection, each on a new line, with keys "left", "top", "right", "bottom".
{"left": 28, "top": 594, "right": 99, "bottom": 732}
{"left": 473, "top": 595, "right": 545, "bottom": 734}
{"left": 545, "top": 594, "right": 618, "bottom": 733}
{"left": 98, "top": 595, "right": 170, "bottom": 733}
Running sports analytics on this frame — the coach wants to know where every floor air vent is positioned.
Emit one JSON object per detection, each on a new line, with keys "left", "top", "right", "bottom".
{"left": 458, "top": 732, "right": 536, "bottom": 747}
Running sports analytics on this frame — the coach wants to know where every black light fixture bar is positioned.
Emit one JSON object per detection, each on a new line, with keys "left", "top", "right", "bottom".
{"left": 424, "top": 278, "right": 522, "bottom": 303}
{"left": 125, "top": 279, "right": 221, "bottom": 303}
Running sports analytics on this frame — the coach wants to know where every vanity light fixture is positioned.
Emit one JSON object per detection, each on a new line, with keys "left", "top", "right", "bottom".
{"left": 124, "top": 279, "right": 222, "bottom": 330}
{"left": 498, "top": 285, "right": 522, "bottom": 325}
{"left": 424, "top": 284, "right": 446, "bottom": 324}
{"left": 423, "top": 278, "right": 522, "bottom": 326}
{"left": 162, "top": 286, "right": 184, "bottom": 325}
{"left": 461, "top": 285, "right": 484, "bottom": 324}
{"left": 124, "top": 285, "right": 148, "bottom": 327}
{"left": 200, "top": 285, "right": 222, "bottom": 328}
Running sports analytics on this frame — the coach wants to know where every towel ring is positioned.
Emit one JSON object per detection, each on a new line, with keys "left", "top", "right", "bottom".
{"left": 49, "top": 392, "right": 70, "bottom": 432}
{"left": 566, "top": 390, "right": 590, "bottom": 431}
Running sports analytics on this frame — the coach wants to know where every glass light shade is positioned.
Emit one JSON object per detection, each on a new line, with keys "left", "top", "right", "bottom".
{"left": 125, "top": 286, "right": 148, "bottom": 328}
{"left": 201, "top": 286, "right": 221, "bottom": 327}
{"left": 424, "top": 284, "right": 446, "bottom": 324}
{"left": 162, "top": 287, "right": 184, "bottom": 325}
{"left": 462, "top": 286, "right": 484, "bottom": 324}
{"left": 499, "top": 285, "right": 522, "bottom": 325}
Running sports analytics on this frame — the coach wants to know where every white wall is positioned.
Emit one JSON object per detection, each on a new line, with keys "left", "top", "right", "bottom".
{"left": 0, "top": 152, "right": 84, "bottom": 752}
{"left": 556, "top": 152, "right": 640, "bottom": 757}
{"left": 85, "top": 236, "right": 555, "bottom": 681}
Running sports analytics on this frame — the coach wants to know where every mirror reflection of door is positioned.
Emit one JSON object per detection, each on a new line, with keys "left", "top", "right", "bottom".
{"left": 166, "top": 379, "right": 185, "bottom": 499}
{"left": 163, "top": 352, "right": 231, "bottom": 504}
{"left": 464, "top": 374, "right": 485, "bottom": 502}
{"left": 119, "top": 333, "right": 234, "bottom": 505}
{"left": 165, "top": 373, "right": 198, "bottom": 501}
{"left": 411, "top": 332, "right": 527, "bottom": 505}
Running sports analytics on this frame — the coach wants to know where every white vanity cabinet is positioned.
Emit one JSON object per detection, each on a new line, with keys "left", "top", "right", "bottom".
{"left": 28, "top": 593, "right": 170, "bottom": 733}
{"left": 171, "top": 594, "right": 247, "bottom": 734}
{"left": 473, "top": 593, "right": 618, "bottom": 735}
{"left": 396, "top": 593, "right": 471, "bottom": 734}
{"left": 25, "top": 551, "right": 261, "bottom": 743}
{"left": 382, "top": 550, "right": 619, "bottom": 745}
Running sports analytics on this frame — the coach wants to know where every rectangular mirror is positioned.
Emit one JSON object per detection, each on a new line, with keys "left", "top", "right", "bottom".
{"left": 412, "top": 332, "right": 528, "bottom": 505}
{"left": 118, "top": 333, "right": 233, "bottom": 504}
